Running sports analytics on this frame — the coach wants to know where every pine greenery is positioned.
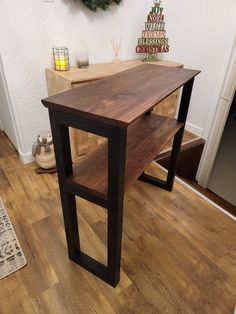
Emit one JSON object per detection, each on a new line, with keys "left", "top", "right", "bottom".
{"left": 81, "top": 0, "right": 122, "bottom": 11}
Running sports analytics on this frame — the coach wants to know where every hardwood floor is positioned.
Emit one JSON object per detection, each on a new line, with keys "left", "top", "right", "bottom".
{"left": 180, "top": 178, "right": 236, "bottom": 217}
{"left": 0, "top": 130, "right": 236, "bottom": 314}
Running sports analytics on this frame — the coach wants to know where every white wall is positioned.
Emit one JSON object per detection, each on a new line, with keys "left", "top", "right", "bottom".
{"left": 0, "top": 0, "right": 152, "bottom": 162}
{"left": 0, "top": 0, "right": 235, "bottom": 162}
{"left": 164, "top": 0, "right": 236, "bottom": 138}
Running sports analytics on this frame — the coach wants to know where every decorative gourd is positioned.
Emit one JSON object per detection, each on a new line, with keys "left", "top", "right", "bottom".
{"left": 32, "top": 130, "right": 56, "bottom": 170}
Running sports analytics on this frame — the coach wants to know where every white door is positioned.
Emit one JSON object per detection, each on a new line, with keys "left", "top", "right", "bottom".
{"left": 0, "top": 56, "right": 18, "bottom": 149}
{"left": 207, "top": 93, "right": 236, "bottom": 206}
{"left": 197, "top": 40, "right": 236, "bottom": 187}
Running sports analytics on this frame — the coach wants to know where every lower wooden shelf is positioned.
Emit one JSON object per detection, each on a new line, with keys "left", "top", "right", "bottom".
{"left": 66, "top": 113, "right": 183, "bottom": 200}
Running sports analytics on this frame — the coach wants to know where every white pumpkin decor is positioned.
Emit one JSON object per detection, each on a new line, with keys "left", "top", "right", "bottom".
{"left": 32, "top": 130, "right": 56, "bottom": 173}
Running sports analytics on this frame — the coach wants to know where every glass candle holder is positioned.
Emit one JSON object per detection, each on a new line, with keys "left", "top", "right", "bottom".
{"left": 77, "top": 41, "right": 89, "bottom": 68}
{"left": 53, "top": 47, "right": 70, "bottom": 71}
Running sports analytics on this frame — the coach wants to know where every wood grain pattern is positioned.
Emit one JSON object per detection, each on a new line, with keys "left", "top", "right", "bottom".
{"left": 154, "top": 89, "right": 179, "bottom": 117}
{"left": 1, "top": 130, "right": 236, "bottom": 313}
{"left": 43, "top": 64, "right": 200, "bottom": 127}
{"left": 46, "top": 60, "right": 183, "bottom": 84}
{"left": 67, "top": 114, "right": 183, "bottom": 198}
{"left": 46, "top": 60, "right": 184, "bottom": 160}
{"left": 46, "top": 70, "right": 72, "bottom": 96}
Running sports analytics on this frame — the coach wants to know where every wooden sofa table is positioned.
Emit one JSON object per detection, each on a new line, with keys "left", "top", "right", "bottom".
{"left": 42, "top": 64, "right": 200, "bottom": 287}
{"left": 46, "top": 59, "right": 183, "bottom": 161}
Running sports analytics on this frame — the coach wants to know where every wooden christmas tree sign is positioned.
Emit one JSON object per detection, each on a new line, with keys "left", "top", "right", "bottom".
{"left": 136, "top": 0, "right": 169, "bottom": 61}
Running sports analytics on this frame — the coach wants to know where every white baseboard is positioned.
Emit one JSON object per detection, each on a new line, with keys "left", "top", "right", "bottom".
{"left": 185, "top": 122, "right": 203, "bottom": 137}
{"left": 19, "top": 150, "right": 35, "bottom": 164}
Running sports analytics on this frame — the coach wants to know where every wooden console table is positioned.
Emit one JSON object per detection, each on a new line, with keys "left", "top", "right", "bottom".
{"left": 42, "top": 64, "right": 200, "bottom": 287}
{"left": 46, "top": 60, "right": 183, "bottom": 161}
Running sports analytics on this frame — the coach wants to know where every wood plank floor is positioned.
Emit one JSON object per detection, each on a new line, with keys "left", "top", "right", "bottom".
{"left": 0, "top": 130, "right": 236, "bottom": 314}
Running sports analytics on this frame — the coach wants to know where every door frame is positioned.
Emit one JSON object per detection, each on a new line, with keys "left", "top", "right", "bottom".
{"left": 0, "top": 54, "right": 21, "bottom": 151}
{"left": 197, "top": 38, "right": 236, "bottom": 187}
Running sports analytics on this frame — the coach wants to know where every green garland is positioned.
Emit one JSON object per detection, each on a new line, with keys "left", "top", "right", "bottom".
{"left": 81, "top": 0, "right": 122, "bottom": 11}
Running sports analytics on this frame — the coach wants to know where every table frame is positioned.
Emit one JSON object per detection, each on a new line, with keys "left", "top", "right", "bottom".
{"left": 48, "top": 78, "right": 194, "bottom": 287}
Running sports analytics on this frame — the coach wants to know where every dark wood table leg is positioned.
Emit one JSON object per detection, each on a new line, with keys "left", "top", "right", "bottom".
{"left": 49, "top": 110, "right": 128, "bottom": 287}
{"left": 107, "top": 127, "right": 127, "bottom": 286}
{"left": 138, "top": 78, "right": 195, "bottom": 191}
{"left": 49, "top": 109, "right": 80, "bottom": 259}
{"left": 165, "top": 78, "right": 195, "bottom": 190}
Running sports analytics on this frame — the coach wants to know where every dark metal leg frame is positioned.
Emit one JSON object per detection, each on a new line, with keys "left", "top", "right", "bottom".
{"left": 49, "top": 110, "right": 127, "bottom": 287}
{"left": 139, "top": 78, "right": 195, "bottom": 191}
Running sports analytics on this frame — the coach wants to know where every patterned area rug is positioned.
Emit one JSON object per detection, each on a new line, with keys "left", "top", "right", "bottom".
{"left": 0, "top": 198, "right": 26, "bottom": 279}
